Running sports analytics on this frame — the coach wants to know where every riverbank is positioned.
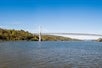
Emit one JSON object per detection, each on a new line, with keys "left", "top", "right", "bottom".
{"left": 0, "top": 28, "right": 79, "bottom": 41}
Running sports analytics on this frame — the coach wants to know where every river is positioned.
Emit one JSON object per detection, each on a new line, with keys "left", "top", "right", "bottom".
{"left": 0, "top": 41, "right": 102, "bottom": 68}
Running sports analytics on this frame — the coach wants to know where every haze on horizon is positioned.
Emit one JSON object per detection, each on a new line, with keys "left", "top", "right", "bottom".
{"left": 0, "top": 0, "right": 102, "bottom": 39}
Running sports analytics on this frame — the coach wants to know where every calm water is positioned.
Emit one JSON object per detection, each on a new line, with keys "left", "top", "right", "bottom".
{"left": 0, "top": 41, "right": 102, "bottom": 68}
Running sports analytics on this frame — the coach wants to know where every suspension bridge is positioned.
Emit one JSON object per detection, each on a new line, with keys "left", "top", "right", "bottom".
{"left": 34, "top": 27, "right": 102, "bottom": 42}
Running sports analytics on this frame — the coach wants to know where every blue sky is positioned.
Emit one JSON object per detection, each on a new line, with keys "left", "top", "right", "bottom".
{"left": 0, "top": 0, "right": 102, "bottom": 34}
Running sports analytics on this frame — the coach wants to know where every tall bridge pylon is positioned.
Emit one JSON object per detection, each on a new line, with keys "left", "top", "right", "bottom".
{"left": 39, "top": 26, "right": 41, "bottom": 42}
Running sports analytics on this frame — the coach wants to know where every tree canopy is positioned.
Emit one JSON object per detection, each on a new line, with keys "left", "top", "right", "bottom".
{"left": 0, "top": 28, "right": 77, "bottom": 41}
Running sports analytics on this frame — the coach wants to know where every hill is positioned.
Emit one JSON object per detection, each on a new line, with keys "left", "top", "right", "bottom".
{"left": 97, "top": 38, "right": 102, "bottom": 42}
{"left": 0, "top": 28, "right": 77, "bottom": 41}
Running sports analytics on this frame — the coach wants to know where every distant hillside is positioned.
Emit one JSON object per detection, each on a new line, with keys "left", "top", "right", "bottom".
{"left": 0, "top": 28, "right": 78, "bottom": 41}
{"left": 97, "top": 38, "right": 102, "bottom": 42}
{"left": 41, "top": 35, "right": 73, "bottom": 41}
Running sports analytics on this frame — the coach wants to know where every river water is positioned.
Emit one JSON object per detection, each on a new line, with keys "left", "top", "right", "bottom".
{"left": 0, "top": 41, "right": 102, "bottom": 68}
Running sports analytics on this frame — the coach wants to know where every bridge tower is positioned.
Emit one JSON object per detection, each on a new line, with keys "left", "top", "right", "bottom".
{"left": 39, "top": 26, "right": 41, "bottom": 42}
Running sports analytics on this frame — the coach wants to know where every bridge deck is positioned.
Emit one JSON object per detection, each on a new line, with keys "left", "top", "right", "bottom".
{"left": 34, "top": 33, "right": 102, "bottom": 36}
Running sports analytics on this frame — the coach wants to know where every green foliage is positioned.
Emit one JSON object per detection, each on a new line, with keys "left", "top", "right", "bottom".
{"left": 0, "top": 28, "right": 75, "bottom": 41}
{"left": 0, "top": 28, "right": 35, "bottom": 41}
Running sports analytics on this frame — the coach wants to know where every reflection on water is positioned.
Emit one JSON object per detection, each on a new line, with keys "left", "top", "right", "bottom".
{"left": 0, "top": 41, "right": 102, "bottom": 68}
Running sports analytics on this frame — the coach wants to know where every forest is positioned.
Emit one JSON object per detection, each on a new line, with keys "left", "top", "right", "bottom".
{"left": 0, "top": 28, "right": 75, "bottom": 41}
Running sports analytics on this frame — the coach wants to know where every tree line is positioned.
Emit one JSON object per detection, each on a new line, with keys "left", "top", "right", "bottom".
{"left": 0, "top": 28, "right": 74, "bottom": 41}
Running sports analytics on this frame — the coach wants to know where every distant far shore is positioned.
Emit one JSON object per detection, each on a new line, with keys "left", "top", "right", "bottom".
{"left": 0, "top": 28, "right": 101, "bottom": 42}
{"left": 0, "top": 28, "right": 79, "bottom": 41}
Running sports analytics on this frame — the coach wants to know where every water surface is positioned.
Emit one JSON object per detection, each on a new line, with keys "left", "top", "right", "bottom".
{"left": 0, "top": 41, "right": 102, "bottom": 68}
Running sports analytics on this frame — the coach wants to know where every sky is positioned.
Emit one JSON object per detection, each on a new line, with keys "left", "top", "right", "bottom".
{"left": 0, "top": 0, "right": 102, "bottom": 39}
